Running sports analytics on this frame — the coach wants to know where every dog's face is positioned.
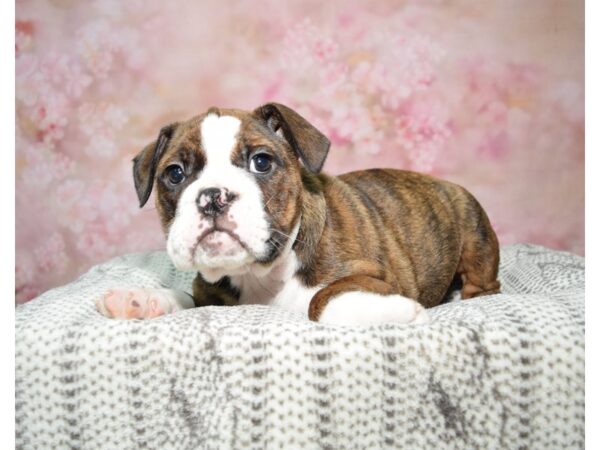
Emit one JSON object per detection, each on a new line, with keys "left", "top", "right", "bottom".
{"left": 133, "top": 103, "right": 330, "bottom": 282}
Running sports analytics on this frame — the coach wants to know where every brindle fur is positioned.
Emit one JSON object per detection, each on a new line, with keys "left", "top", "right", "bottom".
{"left": 296, "top": 169, "right": 500, "bottom": 320}
{"left": 133, "top": 103, "right": 501, "bottom": 321}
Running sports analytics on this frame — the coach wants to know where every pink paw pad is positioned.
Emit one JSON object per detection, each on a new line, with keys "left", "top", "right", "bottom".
{"left": 96, "top": 288, "right": 173, "bottom": 319}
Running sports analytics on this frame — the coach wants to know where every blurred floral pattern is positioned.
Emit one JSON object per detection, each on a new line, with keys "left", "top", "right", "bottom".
{"left": 15, "top": 0, "right": 584, "bottom": 303}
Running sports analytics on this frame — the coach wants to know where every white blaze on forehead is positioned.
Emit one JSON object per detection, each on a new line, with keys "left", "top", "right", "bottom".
{"left": 200, "top": 114, "right": 241, "bottom": 164}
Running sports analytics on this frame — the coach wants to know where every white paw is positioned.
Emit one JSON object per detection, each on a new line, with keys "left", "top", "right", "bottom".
{"left": 96, "top": 288, "right": 195, "bottom": 320}
{"left": 318, "top": 292, "right": 430, "bottom": 326}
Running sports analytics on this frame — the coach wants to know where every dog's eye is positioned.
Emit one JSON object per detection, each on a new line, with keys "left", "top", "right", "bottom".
{"left": 165, "top": 165, "right": 185, "bottom": 185}
{"left": 250, "top": 153, "right": 273, "bottom": 174}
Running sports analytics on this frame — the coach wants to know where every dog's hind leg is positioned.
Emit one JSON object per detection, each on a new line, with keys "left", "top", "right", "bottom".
{"left": 456, "top": 203, "right": 501, "bottom": 300}
{"left": 308, "top": 274, "right": 430, "bottom": 325}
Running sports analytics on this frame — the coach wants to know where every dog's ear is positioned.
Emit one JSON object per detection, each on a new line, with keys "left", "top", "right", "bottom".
{"left": 253, "top": 103, "right": 330, "bottom": 173}
{"left": 132, "top": 123, "right": 178, "bottom": 207}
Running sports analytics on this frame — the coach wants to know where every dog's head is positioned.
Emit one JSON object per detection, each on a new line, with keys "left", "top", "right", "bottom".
{"left": 133, "top": 103, "right": 330, "bottom": 282}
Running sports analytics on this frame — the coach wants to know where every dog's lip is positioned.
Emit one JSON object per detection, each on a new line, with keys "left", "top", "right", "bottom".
{"left": 198, "top": 227, "right": 239, "bottom": 243}
{"left": 194, "top": 227, "right": 251, "bottom": 253}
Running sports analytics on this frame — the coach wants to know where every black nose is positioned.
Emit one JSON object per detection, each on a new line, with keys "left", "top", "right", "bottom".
{"left": 197, "top": 187, "right": 235, "bottom": 217}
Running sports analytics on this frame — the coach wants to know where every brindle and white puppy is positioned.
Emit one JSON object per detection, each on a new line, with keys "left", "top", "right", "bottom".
{"left": 96, "top": 103, "right": 500, "bottom": 325}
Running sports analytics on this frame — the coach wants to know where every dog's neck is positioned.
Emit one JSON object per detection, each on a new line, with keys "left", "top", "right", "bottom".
{"left": 294, "top": 172, "right": 327, "bottom": 284}
{"left": 230, "top": 220, "right": 311, "bottom": 307}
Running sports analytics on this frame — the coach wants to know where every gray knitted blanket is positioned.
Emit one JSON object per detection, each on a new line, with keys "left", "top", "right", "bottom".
{"left": 15, "top": 244, "right": 585, "bottom": 450}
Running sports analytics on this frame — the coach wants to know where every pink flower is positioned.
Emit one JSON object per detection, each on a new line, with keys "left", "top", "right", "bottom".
{"left": 395, "top": 112, "right": 451, "bottom": 172}
{"left": 76, "top": 226, "right": 116, "bottom": 260}
{"left": 20, "top": 142, "right": 75, "bottom": 187}
{"left": 31, "top": 91, "right": 70, "bottom": 144}
{"left": 56, "top": 179, "right": 85, "bottom": 208}
{"left": 477, "top": 132, "right": 509, "bottom": 160}
{"left": 77, "top": 102, "right": 129, "bottom": 157}
{"left": 85, "top": 50, "right": 114, "bottom": 79}
{"left": 33, "top": 232, "right": 69, "bottom": 274}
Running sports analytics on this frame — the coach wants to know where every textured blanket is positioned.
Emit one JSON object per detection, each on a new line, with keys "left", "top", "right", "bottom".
{"left": 15, "top": 244, "right": 585, "bottom": 450}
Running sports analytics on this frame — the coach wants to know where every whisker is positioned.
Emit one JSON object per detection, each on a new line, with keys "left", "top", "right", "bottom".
{"left": 269, "top": 228, "right": 307, "bottom": 246}
{"left": 266, "top": 236, "right": 285, "bottom": 251}
{"left": 264, "top": 193, "right": 277, "bottom": 208}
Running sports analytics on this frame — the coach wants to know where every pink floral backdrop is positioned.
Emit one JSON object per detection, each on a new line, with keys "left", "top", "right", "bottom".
{"left": 15, "top": 0, "right": 584, "bottom": 303}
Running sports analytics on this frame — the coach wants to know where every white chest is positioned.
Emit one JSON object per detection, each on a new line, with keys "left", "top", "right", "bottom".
{"left": 230, "top": 251, "right": 321, "bottom": 316}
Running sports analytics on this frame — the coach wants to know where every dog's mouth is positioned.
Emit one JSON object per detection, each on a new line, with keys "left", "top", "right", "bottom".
{"left": 193, "top": 227, "right": 250, "bottom": 257}
{"left": 198, "top": 227, "right": 243, "bottom": 245}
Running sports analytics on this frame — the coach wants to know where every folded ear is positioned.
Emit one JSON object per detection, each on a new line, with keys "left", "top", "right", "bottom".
{"left": 132, "top": 123, "right": 178, "bottom": 207}
{"left": 253, "top": 103, "right": 330, "bottom": 173}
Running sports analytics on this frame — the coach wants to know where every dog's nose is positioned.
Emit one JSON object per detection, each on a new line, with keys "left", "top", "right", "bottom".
{"left": 197, "top": 187, "right": 236, "bottom": 217}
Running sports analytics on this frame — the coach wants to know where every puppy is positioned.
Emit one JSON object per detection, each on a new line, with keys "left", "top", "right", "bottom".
{"left": 96, "top": 103, "right": 500, "bottom": 325}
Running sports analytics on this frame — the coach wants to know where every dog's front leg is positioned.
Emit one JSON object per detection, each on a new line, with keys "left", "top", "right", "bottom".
{"left": 308, "top": 275, "right": 429, "bottom": 326}
{"left": 96, "top": 275, "right": 239, "bottom": 320}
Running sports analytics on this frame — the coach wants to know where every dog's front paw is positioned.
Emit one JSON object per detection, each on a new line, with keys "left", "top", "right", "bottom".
{"left": 96, "top": 288, "right": 194, "bottom": 319}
